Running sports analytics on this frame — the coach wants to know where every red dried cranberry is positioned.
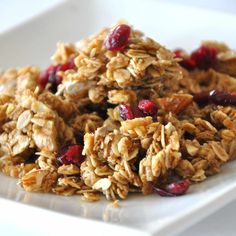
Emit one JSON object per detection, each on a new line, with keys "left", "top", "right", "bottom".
{"left": 153, "top": 179, "right": 191, "bottom": 197}
{"left": 138, "top": 99, "right": 157, "bottom": 117}
{"left": 209, "top": 90, "right": 236, "bottom": 105}
{"left": 191, "top": 46, "right": 217, "bottom": 70}
{"left": 38, "top": 59, "right": 75, "bottom": 92}
{"left": 174, "top": 49, "right": 196, "bottom": 70}
{"left": 119, "top": 103, "right": 134, "bottom": 120}
{"left": 48, "top": 67, "right": 62, "bottom": 93}
{"left": 57, "top": 58, "right": 75, "bottom": 71}
{"left": 38, "top": 70, "right": 49, "bottom": 89}
{"left": 132, "top": 106, "right": 145, "bottom": 118}
{"left": 38, "top": 64, "right": 59, "bottom": 91}
{"left": 193, "top": 91, "right": 210, "bottom": 105}
{"left": 104, "top": 24, "right": 131, "bottom": 52}
{"left": 174, "top": 49, "right": 184, "bottom": 58}
{"left": 56, "top": 144, "right": 83, "bottom": 166}
{"left": 152, "top": 186, "right": 176, "bottom": 197}
{"left": 180, "top": 58, "right": 196, "bottom": 70}
{"left": 38, "top": 64, "right": 55, "bottom": 89}
{"left": 166, "top": 179, "right": 191, "bottom": 195}
{"left": 194, "top": 90, "right": 236, "bottom": 106}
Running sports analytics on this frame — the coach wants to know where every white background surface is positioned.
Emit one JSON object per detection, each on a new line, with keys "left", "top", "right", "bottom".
{"left": 0, "top": 1, "right": 236, "bottom": 235}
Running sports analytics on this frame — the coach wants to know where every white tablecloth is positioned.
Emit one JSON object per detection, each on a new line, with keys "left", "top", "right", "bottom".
{"left": 0, "top": 1, "right": 236, "bottom": 235}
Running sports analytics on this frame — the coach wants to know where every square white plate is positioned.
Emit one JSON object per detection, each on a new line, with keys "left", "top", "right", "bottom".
{"left": 0, "top": 1, "right": 236, "bottom": 235}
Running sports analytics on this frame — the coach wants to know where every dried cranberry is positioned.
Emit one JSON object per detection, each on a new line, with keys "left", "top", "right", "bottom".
{"left": 153, "top": 179, "right": 191, "bottom": 197}
{"left": 57, "top": 58, "right": 75, "bottom": 71}
{"left": 191, "top": 46, "right": 217, "bottom": 70}
{"left": 138, "top": 99, "right": 157, "bottom": 117}
{"left": 56, "top": 144, "right": 83, "bottom": 166}
{"left": 119, "top": 100, "right": 158, "bottom": 120}
{"left": 194, "top": 90, "right": 236, "bottom": 106}
{"left": 193, "top": 91, "right": 210, "bottom": 105}
{"left": 119, "top": 103, "right": 134, "bottom": 120}
{"left": 38, "top": 64, "right": 55, "bottom": 89}
{"left": 174, "top": 49, "right": 196, "bottom": 70}
{"left": 42, "top": 64, "right": 55, "bottom": 75}
{"left": 180, "top": 58, "right": 196, "bottom": 70}
{"left": 174, "top": 49, "right": 184, "bottom": 58}
{"left": 38, "top": 64, "right": 58, "bottom": 90}
{"left": 104, "top": 24, "right": 131, "bottom": 52}
{"left": 152, "top": 187, "right": 175, "bottom": 197}
{"left": 209, "top": 90, "right": 236, "bottom": 105}
{"left": 132, "top": 106, "right": 145, "bottom": 118}
{"left": 38, "top": 70, "right": 50, "bottom": 89}
{"left": 48, "top": 66, "right": 61, "bottom": 92}
{"left": 166, "top": 179, "right": 191, "bottom": 195}
{"left": 38, "top": 59, "right": 76, "bottom": 92}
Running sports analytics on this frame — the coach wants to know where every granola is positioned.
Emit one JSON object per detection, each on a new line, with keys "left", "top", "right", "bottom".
{"left": 0, "top": 23, "right": 236, "bottom": 201}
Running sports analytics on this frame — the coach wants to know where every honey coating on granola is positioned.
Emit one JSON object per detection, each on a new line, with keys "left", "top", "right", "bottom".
{"left": 0, "top": 24, "right": 236, "bottom": 201}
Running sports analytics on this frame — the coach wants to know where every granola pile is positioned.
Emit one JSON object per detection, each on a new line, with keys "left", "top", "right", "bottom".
{"left": 0, "top": 23, "right": 236, "bottom": 201}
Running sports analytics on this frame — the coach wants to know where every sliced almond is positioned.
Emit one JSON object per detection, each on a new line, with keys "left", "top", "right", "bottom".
{"left": 157, "top": 94, "right": 193, "bottom": 114}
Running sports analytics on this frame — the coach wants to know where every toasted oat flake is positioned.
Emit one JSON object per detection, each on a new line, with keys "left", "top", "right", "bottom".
{"left": 58, "top": 164, "right": 80, "bottom": 175}
{"left": 21, "top": 168, "right": 57, "bottom": 192}
{"left": 16, "top": 110, "right": 32, "bottom": 130}
{"left": 93, "top": 178, "right": 112, "bottom": 191}
{"left": 107, "top": 200, "right": 120, "bottom": 208}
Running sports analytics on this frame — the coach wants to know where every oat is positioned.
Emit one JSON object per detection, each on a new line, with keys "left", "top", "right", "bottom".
{"left": 81, "top": 192, "right": 101, "bottom": 202}
{"left": 210, "top": 141, "right": 229, "bottom": 162}
{"left": 185, "top": 139, "right": 200, "bottom": 156}
{"left": 39, "top": 92, "right": 77, "bottom": 119}
{"left": 20, "top": 168, "right": 57, "bottom": 192}
{"left": 51, "top": 42, "right": 77, "bottom": 64}
{"left": 215, "top": 51, "right": 236, "bottom": 76}
{"left": 108, "top": 90, "right": 137, "bottom": 104}
{"left": 93, "top": 178, "right": 111, "bottom": 191}
{"left": 57, "top": 164, "right": 80, "bottom": 175}
{"left": 107, "top": 199, "right": 120, "bottom": 208}
{"left": 120, "top": 117, "right": 153, "bottom": 138}
{"left": 16, "top": 110, "right": 32, "bottom": 130}
{"left": 72, "top": 113, "right": 103, "bottom": 134}
{"left": 88, "top": 86, "right": 106, "bottom": 103}
{"left": 0, "top": 23, "right": 236, "bottom": 201}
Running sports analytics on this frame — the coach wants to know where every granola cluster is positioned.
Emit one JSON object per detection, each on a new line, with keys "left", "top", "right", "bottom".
{"left": 0, "top": 23, "right": 236, "bottom": 201}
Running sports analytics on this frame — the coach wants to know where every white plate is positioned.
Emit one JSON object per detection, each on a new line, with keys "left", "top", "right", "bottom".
{"left": 1, "top": 1, "right": 236, "bottom": 235}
